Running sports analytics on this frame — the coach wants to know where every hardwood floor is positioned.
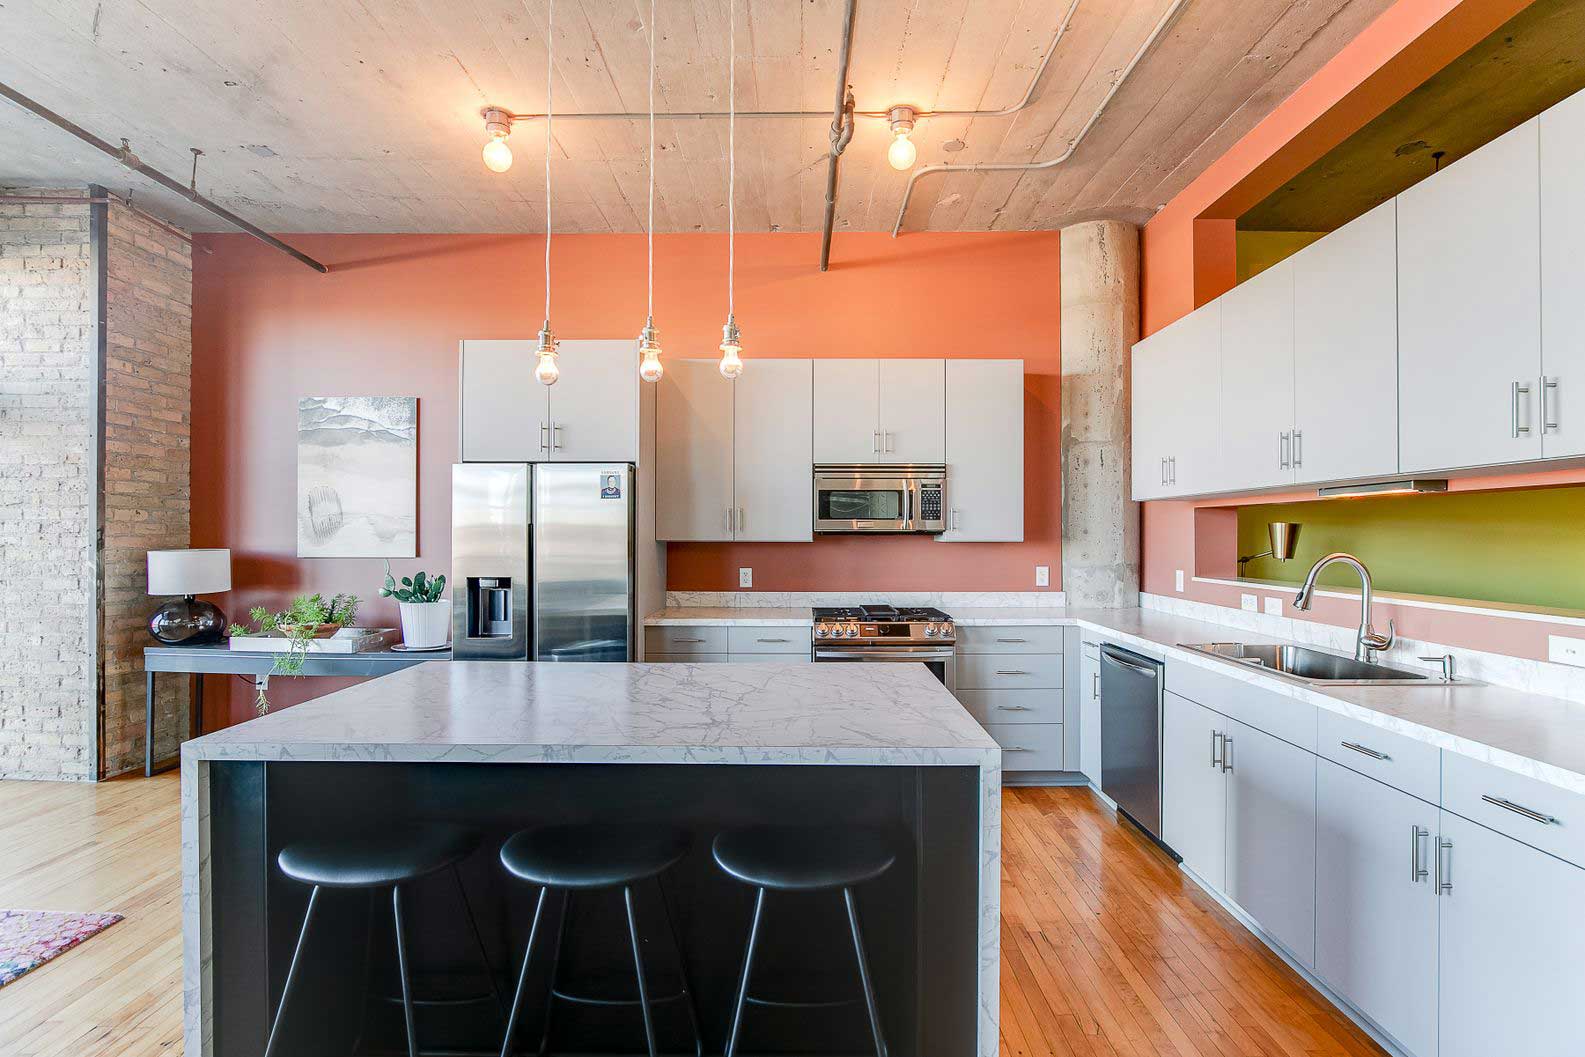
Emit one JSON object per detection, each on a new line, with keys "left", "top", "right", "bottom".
{"left": 0, "top": 778, "right": 1385, "bottom": 1056}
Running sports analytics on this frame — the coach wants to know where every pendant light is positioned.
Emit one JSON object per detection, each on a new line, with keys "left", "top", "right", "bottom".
{"left": 718, "top": 0, "right": 744, "bottom": 380}
{"left": 535, "top": 0, "right": 560, "bottom": 387}
{"left": 636, "top": 0, "right": 664, "bottom": 383}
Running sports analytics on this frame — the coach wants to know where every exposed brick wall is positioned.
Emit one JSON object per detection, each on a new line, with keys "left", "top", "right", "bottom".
{"left": 101, "top": 203, "right": 193, "bottom": 777}
{"left": 0, "top": 189, "right": 100, "bottom": 781}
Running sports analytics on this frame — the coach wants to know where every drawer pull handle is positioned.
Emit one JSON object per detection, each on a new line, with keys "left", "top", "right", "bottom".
{"left": 997, "top": 638, "right": 1028, "bottom": 644}
{"left": 1003, "top": 746, "right": 1034, "bottom": 752}
{"left": 996, "top": 705, "right": 1032, "bottom": 712}
{"left": 1341, "top": 741, "right": 1391, "bottom": 761}
{"left": 1481, "top": 795, "right": 1558, "bottom": 825}
{"left": 1411, "top": 826, "right": 1429, "bottom": 883}
{"left": 756, "top": 638, "right": 790, "bottom": 643}
{"left": 1437, "top": 838, "right": 1453, "bottom": 894}
{"left": 674, "top": 638, "right": 707, "bottom": 644}
{"left": 995, "top": 670, "right": 1030, "bottom": 676}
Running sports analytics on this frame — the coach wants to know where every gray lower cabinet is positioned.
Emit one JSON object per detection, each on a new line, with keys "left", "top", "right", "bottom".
{"left": 1161, "top": 690, "right": 1226, "bottom": 891}
{"left": 955, "top": 626, "right": 1063, "bottom": 774}
{"left": 643, "top": 626, "right": 812, "bottom": 665}
{"left": 980, "top": 722, "right": 1064, "bottom": 772}
{"left": 1436, "top": 809, "right": 1585, "bottom": 1057}
{"left": 1078, "top": 639, "right": 1101, "bottom": 784}
{"left": 1315, "top": 759, "right": 1439, "bottom": 1057}
{"left": 1224, "top": 718, "right": 1316, "bottom": 967}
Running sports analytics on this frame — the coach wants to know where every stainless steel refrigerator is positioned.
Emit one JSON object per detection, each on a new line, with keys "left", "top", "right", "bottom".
{"left": 451, "top": 462, "right": 636, "bottom": 661}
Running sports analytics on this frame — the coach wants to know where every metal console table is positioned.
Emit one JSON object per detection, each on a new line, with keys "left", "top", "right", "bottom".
{"left": 142, "top": 643, "right": 449, "bottom": 777}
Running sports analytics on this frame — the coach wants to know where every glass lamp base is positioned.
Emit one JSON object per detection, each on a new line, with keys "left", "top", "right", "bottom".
{"left": 149, "top": 596, "right": 227, "bottom": 645}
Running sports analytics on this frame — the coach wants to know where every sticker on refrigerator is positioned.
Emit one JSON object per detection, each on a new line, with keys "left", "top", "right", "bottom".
{"left": 600, "top": 473, "right": 623, "bottom": 500}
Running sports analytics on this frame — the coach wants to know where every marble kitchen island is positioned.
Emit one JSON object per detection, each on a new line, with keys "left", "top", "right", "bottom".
{"left": 182, "top": 660, "right": 1001, "bottom": 1057}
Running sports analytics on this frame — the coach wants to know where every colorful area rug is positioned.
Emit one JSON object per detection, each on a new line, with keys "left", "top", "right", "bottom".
{"left": 0, "top": 909, "right": 124, "bottom": 988}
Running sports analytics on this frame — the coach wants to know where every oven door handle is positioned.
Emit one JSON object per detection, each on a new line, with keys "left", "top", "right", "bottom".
{"left": 814, "top": 648, "right": 956, "bottom": 661}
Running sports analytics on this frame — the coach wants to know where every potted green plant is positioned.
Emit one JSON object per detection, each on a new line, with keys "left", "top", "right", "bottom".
{"left": 381, "top": 561, "right": 450, "bottom": 650}
{"left": 228, "top": 592, "right": 361, "bottom": 713}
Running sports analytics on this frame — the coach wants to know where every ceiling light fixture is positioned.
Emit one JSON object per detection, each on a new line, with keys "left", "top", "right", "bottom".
{"left": 481, "top": 107, "right": 513, "bottom": 172}
{"left": 637, "top": 0, "right": 663, "bottom": 384}
{"left": 719, "top": 0, "right": 744, "bottom": 380}
{"left": 534, "top": 0, "right": 560, "bottom": 386}
{"left": 886, "top": 106, "right": 918, "bottom": 170}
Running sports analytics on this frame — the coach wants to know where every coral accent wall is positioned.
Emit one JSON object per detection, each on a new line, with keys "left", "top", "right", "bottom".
{"left": 191, "top": 231, "right": 1061, "bottom": 724}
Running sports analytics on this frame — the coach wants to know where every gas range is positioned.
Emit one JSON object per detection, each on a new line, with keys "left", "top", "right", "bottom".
{"left": 812, "top": 604, "right": 956, "bottom": 646}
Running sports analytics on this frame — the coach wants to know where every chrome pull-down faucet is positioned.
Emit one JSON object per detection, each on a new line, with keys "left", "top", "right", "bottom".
{"left": 1293, "top": 552, "right": 1395, "bottom": 663}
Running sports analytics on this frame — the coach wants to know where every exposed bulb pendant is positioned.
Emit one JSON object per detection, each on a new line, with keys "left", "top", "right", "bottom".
{"left": 638, "top": 316, "right": 664, "bottom": 383}
{"left": 719, "top": 0, "right": 746, "bottom": 380}
{"left": 535, "top": 321, "right": 559, "bottom": 386}
{"left": 637, "top": 0, "right": 663, "bottom": 383}
{"left": 481, "top": 107, "right": 513, "bottom": 172}
{"left": 536, "top": 0, "right": 559, "bottom": 387}
{"left": 886, "top": 106, "right": 918, "bottom": 171}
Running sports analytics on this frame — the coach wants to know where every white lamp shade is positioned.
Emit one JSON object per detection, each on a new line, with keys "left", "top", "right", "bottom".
{"left": 147, "top": 549, "right": 232, "bottom": 596}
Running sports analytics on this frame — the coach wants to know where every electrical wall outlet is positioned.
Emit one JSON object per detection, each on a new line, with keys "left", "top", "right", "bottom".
{"left": 1175, "top": 569, "right": 1185, "bottom": 592}
{"left": 1549, "top": 634, "right": 1585, "bottom": 668}
{"left": 1241, "top": 593, "right": 1258, "bottom": 612}
{"left": 1035, "top": 565, "right": 1050, "bottom": 587}
{"left": 1263, "top": 596, "right": 1283, "bottom": 616}
{"left": 738, "top": 567, "right": 753, "bottom": 588}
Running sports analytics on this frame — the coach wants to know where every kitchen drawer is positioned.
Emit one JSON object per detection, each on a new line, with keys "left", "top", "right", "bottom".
{"left": 646, "top": 653, "right": 730, "bottom": 664}
{"left": 982, "top": 722, "right": 1065, "bottom": 772}
{"left": 1167, "top": 659, "right": 1316, "bottom": 752}
{"left": 1442, "top": 751, "right": 1585, "bottom": 869}
{"left": 956, "top": 689, "right": 1062, "bottom": 725}
{"left": 723, "top": 653, "right": 809, "bottom": 664}
{"left": 645, "top": 625, "right": 729, "bottom": 654}
{"left": 1316, "top": 709, "right": 1441, "bottom": 804}
{"left": 726, "top": 627, "right": 812, "bottom": 654}
{"left": 956, "top": 652, "right": 1063, "bottom": 691}
{"left": 955, "top": 625, "right": 1064, "bottom": 654}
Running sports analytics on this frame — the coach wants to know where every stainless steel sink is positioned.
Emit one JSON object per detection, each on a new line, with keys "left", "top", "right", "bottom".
{"left": 1178, "top": 642, "right": 1452, "bottom": 685}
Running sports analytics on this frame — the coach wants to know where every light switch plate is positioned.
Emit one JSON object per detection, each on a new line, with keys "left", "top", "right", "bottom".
{"left": 1240, "top": 593, "right": 1258, "bottom": 612}
{"left": 738, "top": 567, "right": 753, "bottom": 588}
{"left": 1549, "top": 634, "right": 1585, "bottom": 668}
{"left": 1175, "top": 569, "right": 1185, "bottom": 592}
{"left": 1263, "top": 596, "right": 1283, "bottom": 616}
{"left": 1035, "top": 565, "right": 1050, "bottom": 587}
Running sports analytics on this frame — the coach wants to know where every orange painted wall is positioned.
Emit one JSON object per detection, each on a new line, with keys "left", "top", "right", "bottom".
{"left": 191, "top": 231, "right": 1062, "bottom": 725}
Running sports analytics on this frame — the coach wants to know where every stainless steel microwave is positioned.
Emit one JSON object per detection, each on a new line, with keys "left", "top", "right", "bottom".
{"left": 813, "top": 465, "right": 947, "bottom": 534}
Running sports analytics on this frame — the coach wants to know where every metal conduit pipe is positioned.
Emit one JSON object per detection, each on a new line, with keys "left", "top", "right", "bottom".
{"left": 819, "top": 0, "right": 860, "bottom": 273}
{"left": 0, "top": 81, "right": 330, "bottom": 273}
{"left": 890, "top": 0, "right": 1189, "bottom": 237}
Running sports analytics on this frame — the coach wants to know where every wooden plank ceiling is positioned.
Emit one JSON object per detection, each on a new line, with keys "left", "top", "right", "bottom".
{"left": 0, "top": 0, "right": 1394, "bottom": 234}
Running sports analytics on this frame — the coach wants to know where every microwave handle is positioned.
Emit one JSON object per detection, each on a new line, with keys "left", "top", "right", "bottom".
{"left": 903, "top": 480, "right": 915, "bottom": 530}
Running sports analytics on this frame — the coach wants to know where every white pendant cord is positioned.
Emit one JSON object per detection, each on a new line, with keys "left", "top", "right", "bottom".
{"left": 647, "top": 0, "right": 655, "bottom": 319}
{"left": 544, "top": 0, "right": 553, "bottom": 326}
{"left": 727, "top": 0, "right": 735, "bottom": 317}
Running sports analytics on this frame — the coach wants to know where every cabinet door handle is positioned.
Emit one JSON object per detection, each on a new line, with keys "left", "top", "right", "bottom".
{"left": 1279, "top": 431, "right": 1291, "bottom": 469}
{"left": 723, "top": 508, "right": 732, "bottom": 534}
{"left": 1437, "top": 838, "right": 1453, "bottom": 894}
{"left": 674, "top": 638, "right": 707, "bottom": 644}
{"left": 737, "top": 507, "right": 745, "bottom": 531}
{"left": 995, "top": 670, "right": 1030, "bottom": 676}
{"left": 540, "top": 421, "right": 551, "bottom": 452}
{"left": 552, "top": 422, "right": 565, "bottom": 449}
{"left": 1293, "top": 430, "right": 1303, "bottom": 469}
{"left": 1411, "top": 825, "right": 1429, "bottom": 883}
{"left": 756, "top": 638, "right": 789, "bottom": 644}
{"left": 1513, "top": 381, "right": 1532, "bottom": 437}
{"left": 1341, "top": 740, "right": 1391, "bottom": 761}
{"left": 950, "top": 508, "right": 962, "bottom": 531}
{"left": 996, "top": 638, "right": 1028, "bottom": 644}
{"left": 874, "top": 429, "right": 882, "bottom": 453}
{"left": 1481, "top": 794, "right": 1557, "bottom": 825}
{"left": 884, "top": 431, "right": 895, "bottom": 453}
{"left": 1210, "top": 730, "right": 1222, "bottom": 769}
{"left": 1221, "top": 735, "right": 1233, "bottom": 773}
{"left": 1544, "top": 377, "right": 1560, "bottom": 433}
{"left": 1091, "top": 671, "right": 1099, "bottom": 699}
{"left": 1169, "top": 456, "right": 1176, "bottom": 485}
{"left": 996, "top": 705, "right": 1032, "bottom": 712}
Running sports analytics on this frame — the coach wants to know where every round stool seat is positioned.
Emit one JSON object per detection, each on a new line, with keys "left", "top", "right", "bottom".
{"left": 499, "top": 824, "right": 691, "bottom": 889}
{"left": 712, "top": 825, "right": 895, "bottom": 892}
{"left": 278, "top": 824, "right": 479, "bottom": 889}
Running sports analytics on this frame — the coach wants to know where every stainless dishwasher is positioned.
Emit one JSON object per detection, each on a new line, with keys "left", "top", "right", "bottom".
{"left": 1099, "top": 644, "right": 1165, "bottom": 842}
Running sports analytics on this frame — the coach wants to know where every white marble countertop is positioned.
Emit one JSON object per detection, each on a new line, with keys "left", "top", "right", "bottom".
{"left": 644, "top": 607, "right": 813, "bottom": 626}
{"left": 181, "top": 660, "right": 1001, "bottom": 767}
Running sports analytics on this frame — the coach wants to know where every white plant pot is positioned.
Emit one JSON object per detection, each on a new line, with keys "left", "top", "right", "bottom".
{"left": 398, "top": 600, "right": 452, "bottom": 649}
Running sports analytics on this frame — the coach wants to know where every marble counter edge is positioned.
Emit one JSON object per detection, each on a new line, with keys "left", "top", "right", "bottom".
{"left": 179, "top": 740, "right": 1001, "bottom": 768}
{"left": 644, "top": 607, "right": 813, "bottom": 626}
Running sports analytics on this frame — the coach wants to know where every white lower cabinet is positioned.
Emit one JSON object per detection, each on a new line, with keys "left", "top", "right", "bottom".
{"left": 1315, "top": 759, "right": 1439, "bottom": 1057}
{"left": 1224, "top": 718, "right": 1316, "bottom": 967}
{"left": 1436, "top": 810, "right": 1585, "bottom": 1057}
{"left": 1078, "top": 639, "right": 1101, "bottom": 784}
{"left": 1161, "top": 691, "right": 1226, "bottom": 891}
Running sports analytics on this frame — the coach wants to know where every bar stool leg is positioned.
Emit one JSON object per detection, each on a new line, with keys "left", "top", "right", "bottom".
{"left": 391, "top": 885, "right": 420, "bottom": 1057}
{"left": 723, "top": 886, "right": 766, "bottom": 1057}
{"left": 842, "top": 887, "right": 888, "bottom": 1057}
{"left": 500, "top": 886, "right": 549, "bottom": 1057}
{"left": 535, "top": 891, "right": 571, "bottom": 1057}
{"left": 622, "top": 885, "right": 659, "bottom": 1057}
{"left": 263, "top": 885, "right": 321, "bottom": 1057}
{"left": 451, "top": 864, "right": 508, "bottom": 1023}
{"left": 350, "top": 889, "right": 379, "bottom": 1056}
{"left": 654, "top": 876, "right": 704, "bottom": 1057}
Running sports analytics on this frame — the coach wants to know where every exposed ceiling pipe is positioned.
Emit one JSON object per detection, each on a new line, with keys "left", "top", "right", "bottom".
{"left": 820, "top": 0, "right": 860, "bottom": 272}
{"left": 0, "top": 80, "right": 330, "bottom": 273}
{"left": 890, "top": 0, "right": 1189, "bottom": 237}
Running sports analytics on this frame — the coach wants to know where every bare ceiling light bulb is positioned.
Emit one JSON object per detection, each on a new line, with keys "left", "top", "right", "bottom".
{"left": 637, "top": 317, "right": 664, "bottom": 383}
{"left": 481, "top": 107, "right": 514, "bottom": 173}
{"left": 534, "top": 323, "right": 559, "bottom": 386}
{"left": 887, "top": 106, "right": 918, "bottom": 171}
{"left": 718, "top": 316, "right": 744, "bottom": 379}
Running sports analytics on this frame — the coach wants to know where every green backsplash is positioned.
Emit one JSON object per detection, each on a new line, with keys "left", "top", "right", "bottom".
{"left": 1236, "top": 487, "right": 1585, "bottom": 611}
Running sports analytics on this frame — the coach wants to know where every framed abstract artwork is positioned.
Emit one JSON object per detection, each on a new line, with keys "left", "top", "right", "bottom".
{"left": 296, "top": 396, "right": 417, "bottom": 557}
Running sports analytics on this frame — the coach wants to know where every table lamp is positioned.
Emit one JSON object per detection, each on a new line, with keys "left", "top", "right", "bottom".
{"left": 147, "top": 548, "right": 232, "bottom": 645}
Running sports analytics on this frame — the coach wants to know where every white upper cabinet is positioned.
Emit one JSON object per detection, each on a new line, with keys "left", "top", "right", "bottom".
{"left": 1218, "top": 260, "right": 1295, "bottom": 492}
{"left": 1291, "top": 198, "right": 1400, "bottom": 484}
{"left": 1541, "top": 89, "right": 1585, "bottom": 458}
{"left": 1130, "top": 301, "right": 1220, "bottom": 500}
{"left": 1398, "top": 118, "right": 1542, "bottom": 472}
{"left": 656, "top": 360, "right": 734, "bottom": 541}
{"left": 460, "top": 339, "right": 636, "bottom": 463}
{"left": 813, "top": 360, "right": 881, "bottom": 462}
{"left": 879, "top": 359, "right": 946, "bottom": 463}
{"left": 939, "top": 360, "right": 1023, "bottom": 542}
{"left": 1131, "top": 331, "right": 1172, "bottom": 501}
{"left": 733, "top": 360, "right": 813, "bottom": 542}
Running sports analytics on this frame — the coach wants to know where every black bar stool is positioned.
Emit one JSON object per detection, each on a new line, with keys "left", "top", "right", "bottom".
{"left": 264, "top": 824, "right": 503, "bottom": 1057}
{"left": 497, "top": 823, "right": 703, "bottom": 1057}
{"left": 711, "top": 825, "right": 896, "bottom": 1057}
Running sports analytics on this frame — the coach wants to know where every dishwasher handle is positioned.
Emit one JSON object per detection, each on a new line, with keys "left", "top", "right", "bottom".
{"left": 1100, "top": 645, "right": 1162, "bottom": 679}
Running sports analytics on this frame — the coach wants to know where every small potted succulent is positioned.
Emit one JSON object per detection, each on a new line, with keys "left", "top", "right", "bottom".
{"left": 382, "top": 561, "right": 450, "bottom": 650}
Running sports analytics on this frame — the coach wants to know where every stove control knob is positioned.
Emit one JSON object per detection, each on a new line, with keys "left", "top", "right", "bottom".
{"left": 846, "top": 625, "right": 859, "bottom": 638}
{"left": 924, "top": 625, "right": 938, "bottom": 637}
{"left": 941, "top": 621, "right": 954, "bottom": 637}
{"left": 815, "top": 625, "right": 828, "bottom": 638}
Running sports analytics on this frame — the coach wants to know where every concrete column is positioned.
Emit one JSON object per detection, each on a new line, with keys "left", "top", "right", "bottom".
{"left": 1060, "top": 220, "right": 1140, "bottom": 608}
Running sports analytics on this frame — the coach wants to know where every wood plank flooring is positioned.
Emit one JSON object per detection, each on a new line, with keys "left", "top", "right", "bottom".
{"left": 0, "top": 778, "right": 1385, "bottom": 1056}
